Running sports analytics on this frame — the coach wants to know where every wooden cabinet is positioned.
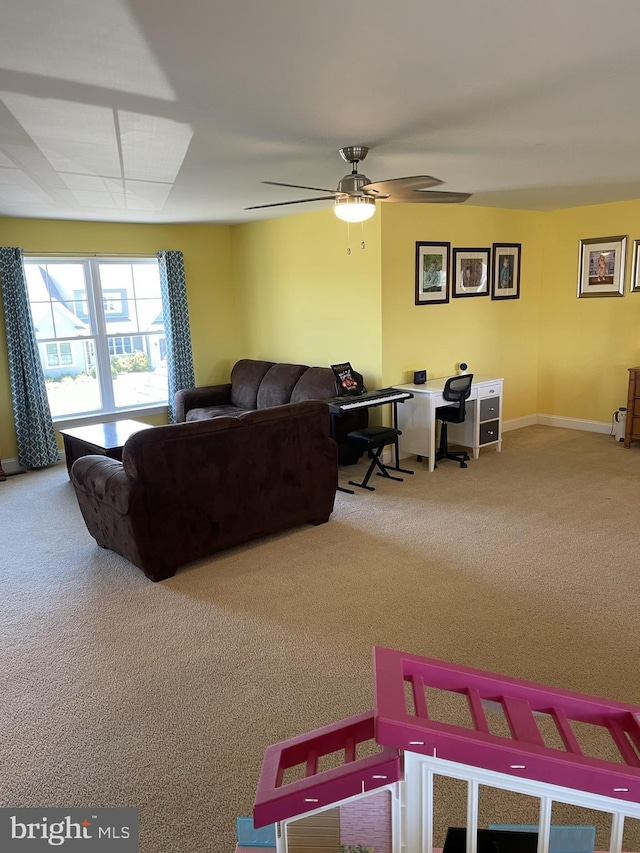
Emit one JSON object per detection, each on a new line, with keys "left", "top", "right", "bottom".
{"left": 624, "top": 367, "right": 640, "bottom": 448}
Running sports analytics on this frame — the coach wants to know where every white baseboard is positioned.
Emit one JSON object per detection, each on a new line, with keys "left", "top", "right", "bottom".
{"left": 384, "top": 414, "right": 612, "bottom": 464}
{"left": 1, "top": 456, "right": 25, "bottom": 476}
{"left": 501, "top": 414, "right": 611, "bottom": 434}
{"left": 535, "top": 414, "right": 611, "bottom": 434}
{"left": 1, "top": 453, "right": 63, "bottom": 477}
{"left": 502, "top": 415, "right": 538, "bottom": 432}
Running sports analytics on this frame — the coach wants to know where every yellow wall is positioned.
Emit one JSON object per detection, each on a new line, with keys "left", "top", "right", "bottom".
{"left": 3, "top": 197, "right": 640, "bottom": 463}
{"left": 231, "top": 207, "right": 383, "bottom": 388}
{"left": 538, "top": 199, "right": 640, "bottom": 421}
{"left": 380, "top": 204, "right": 543, "bottom": 421}
{"left": 0, "top": 218, "right": 237, "bottom": 459}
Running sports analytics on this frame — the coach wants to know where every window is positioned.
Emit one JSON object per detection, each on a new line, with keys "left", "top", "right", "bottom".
{"left": 108, "top": 335, "right": 144, "bottom": 357}
{"left": 45, "top": 342, "right": 74, "bottom": 368}
{"left": 25, "top": 257, "right": 167, "bottom": 420}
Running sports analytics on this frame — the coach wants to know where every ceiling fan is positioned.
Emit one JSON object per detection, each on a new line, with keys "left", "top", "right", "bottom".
{"left": 245, "top": 145, "right": 471, "bottom": 222}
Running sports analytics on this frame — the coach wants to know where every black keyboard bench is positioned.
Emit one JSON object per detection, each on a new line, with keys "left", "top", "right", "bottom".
{"left": 346, "top": 426, "right": 412, "bottom": 491}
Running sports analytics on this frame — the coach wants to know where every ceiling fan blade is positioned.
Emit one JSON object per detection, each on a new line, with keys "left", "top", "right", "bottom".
{"left": 383, "top": 190, "right": 472, "bottom": 204}
{"left": 263, "top": 180, "right": 338, "bottom": 194}
{"left": 361, "top": 175, "right": 444, "bottom": 195}
{"left": 245, "top": 196, "right": 337, "bottom": 210}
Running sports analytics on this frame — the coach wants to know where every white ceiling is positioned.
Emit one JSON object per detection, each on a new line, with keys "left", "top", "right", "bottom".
{"left": 2, "top": 0, "right": 640, "bottom": 224}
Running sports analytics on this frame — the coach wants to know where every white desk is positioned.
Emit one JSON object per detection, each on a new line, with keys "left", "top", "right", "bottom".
{"left": 393, "top": 375, "right": 503, "bottom": 472}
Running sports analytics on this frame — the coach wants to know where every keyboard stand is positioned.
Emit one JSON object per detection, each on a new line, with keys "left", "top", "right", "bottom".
{"left": 338, "top": 484, "right": 355, "bottom": 495}
{"left": 389, "top": 399, "right": 415, "bottom": 477}
{"left": 332, "top": 396, "right": 414, "bottom": 493}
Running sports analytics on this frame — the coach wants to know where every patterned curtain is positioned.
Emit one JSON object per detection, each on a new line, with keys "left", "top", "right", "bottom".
{"left": 0, "top": 247, "right": 59, "bottom": 468}
{"left": 157, "top": 250, "right": 195, "bottom": 422}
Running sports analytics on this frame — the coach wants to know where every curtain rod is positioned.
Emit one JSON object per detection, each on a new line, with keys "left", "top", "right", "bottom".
{"left": 23, "top": 251, "right": 158, "bottom": 258}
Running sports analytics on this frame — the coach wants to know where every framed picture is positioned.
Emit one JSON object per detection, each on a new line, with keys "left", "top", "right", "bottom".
{"left": 491, "top": 243, "right": 521, "bottom": 300}
{"left": 628, "top": 239, "right": 640, "bottom": 293}
{"left": 415, "top": 241, "right": 450, "bottom": 305}
{"left": 452, "top": 248, "right": 490, "bottom": 298}
{"left": 577, "top": 235, "right": 626, "bottom": 297}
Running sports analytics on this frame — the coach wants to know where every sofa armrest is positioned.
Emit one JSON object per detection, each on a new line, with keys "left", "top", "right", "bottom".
{"left": 174, "top": 383, "right": 232, "bottom": 422}
{"left": 71, "top": 455, "right": 139, "bottom": 516}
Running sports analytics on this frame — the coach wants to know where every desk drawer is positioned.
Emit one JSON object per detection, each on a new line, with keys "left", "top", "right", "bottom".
{"left": 479, "top": 382, "right": 501, "bottom": 399}
{"left": 480, "top": 396, "right": 500, "bottom": 421}
{"left": 480, "top": 420, "right": 500, "bottom": 445}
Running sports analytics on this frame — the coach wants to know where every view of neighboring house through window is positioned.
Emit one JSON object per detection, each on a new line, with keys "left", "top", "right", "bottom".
{"left": 24, "top": 257, "right": 167, "bottom": 419}
{"left": 45, "top": 341, "right": 74, "bottom": 368}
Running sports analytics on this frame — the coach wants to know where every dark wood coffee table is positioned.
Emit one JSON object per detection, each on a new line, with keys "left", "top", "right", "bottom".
{"left": 59, "top": 419, "right": 154, "bottom": 476}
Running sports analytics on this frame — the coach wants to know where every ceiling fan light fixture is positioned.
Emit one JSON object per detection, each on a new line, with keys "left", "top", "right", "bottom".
{"left": 334, "top": 195, "right": 376, "bottom": 223}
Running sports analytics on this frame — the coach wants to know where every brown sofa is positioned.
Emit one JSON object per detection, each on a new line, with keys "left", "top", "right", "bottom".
{"left": 71, "top": 401, "right": 337, "bottom": 582}
{"left": 175, "top": 359, "right": 367, "bottom": 462}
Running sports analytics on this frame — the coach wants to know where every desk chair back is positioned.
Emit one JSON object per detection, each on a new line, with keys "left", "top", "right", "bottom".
{"left": 435, "top": 374, "right": 474, "bottom": 469}
{"left": 441, "top": 373, "right": 473, "bottom": 423}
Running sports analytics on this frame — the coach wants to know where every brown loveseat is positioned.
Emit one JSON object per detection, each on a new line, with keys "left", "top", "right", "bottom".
{"left": 71, "top": 401, "right": 337, "bottom": 582}
{"left": 175, "top": 359, "right": 367, "bottom": 462}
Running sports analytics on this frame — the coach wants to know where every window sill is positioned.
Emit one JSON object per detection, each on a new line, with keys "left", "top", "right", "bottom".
{"left": 53, "top": 404, "right": 168, "bottom": 431}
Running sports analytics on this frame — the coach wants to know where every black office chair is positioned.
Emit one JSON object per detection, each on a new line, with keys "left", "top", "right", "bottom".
{"left": 435, "top": 374, "right": 473, "bottom": 469}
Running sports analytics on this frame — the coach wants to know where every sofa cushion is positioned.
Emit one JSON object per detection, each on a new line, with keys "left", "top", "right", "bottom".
{"left": 256, "top": 363, "right": 309, "bottom": 409}
{"left": 230, "top": 359, "right": 275, "bottom": 410}
{"left": 238, "top": 400, "right": 325, "bottom": 427}
{"left": 122, "top": 418, "right": 244, "bottom": 481}
{"left": 186, "top": 404, "right": 245, "bottom": 421}
{"left": 291, "top": 366, "right": 338, "bottom": 402}
{"left": 174, "top": 383, "right": 231, "bottom": 422}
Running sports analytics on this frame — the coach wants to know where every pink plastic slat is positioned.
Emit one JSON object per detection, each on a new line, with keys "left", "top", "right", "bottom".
{"left": 467, "top": 688, "right": 490, "bottom": 734}
{"left": 306, "top": 750, "right": 318, "bottom": 778}
{"left": 502, "top": 696, "right": 545, "bottom": 747}
{"left": 253, "top": 710, "right": 401, "bottom": 828}
{"left": 625, "top": 713, "right": 640, "bottom": 753}
{"left": 345, "top": 734, "right": 356, "bottom": 764}
{"left": 373, "top": 646, "right": 640, "bottom": 804}
{"left": 551, "top": 706, "right": 583, "bottom": 755}
{"left": 411, "top": 672, "right": 429, "bottom": 719}
{"left": 607, "top": 719, "right": 640, "bottom": 767}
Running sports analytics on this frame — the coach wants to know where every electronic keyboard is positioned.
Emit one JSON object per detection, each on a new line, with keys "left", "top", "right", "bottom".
{"left": 326, "top": 387, "right": 413, "bottom": 413}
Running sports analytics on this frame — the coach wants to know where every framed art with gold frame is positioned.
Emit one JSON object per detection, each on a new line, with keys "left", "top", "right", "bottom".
{"left": 577, "top": 235, "right": 626, "bottom": 297}
{"left": 630, "top": 239, "right": 640, "bottom": 293}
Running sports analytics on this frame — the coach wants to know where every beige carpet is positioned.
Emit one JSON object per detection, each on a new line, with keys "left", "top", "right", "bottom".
{"left": 2, "top": 426, "right": 640, "bottom": 853}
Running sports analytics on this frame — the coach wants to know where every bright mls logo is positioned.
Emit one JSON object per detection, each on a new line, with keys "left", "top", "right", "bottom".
{"left": 0, "top": 808, "right": 138, "bottom": 851}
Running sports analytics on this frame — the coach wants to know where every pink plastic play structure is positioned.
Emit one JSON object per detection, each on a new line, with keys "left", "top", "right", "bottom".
{"left": 253, "top": 647, "right": 640, "bottom": 853}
